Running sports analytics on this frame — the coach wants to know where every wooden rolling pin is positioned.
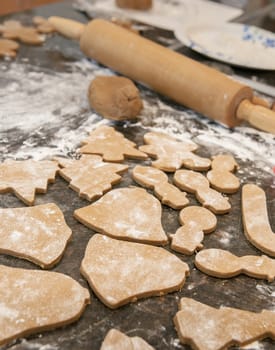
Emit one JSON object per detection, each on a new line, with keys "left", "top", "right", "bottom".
{"left": 49, "top": 17, "right": 275, "bottom": 134}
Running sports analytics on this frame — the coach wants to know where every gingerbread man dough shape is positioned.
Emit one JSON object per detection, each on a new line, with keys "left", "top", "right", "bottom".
{"left": 170, "top": 206, "right": 217, "bottom": 255}
{"left": 139, "top": 132, "right": 211, "bottom": 172}
{"left": 74, "top": 187, "right": 168, "bottom": 245}
{"left": 174, "top": 169, "right": 231, "bottom": 214}
{"left": 0, "top": 159, "right": 59, "bottom": 205}
{"left": 0, "top": 264, "right": 90, "bottom": 347}
{"left": 174, "top": 298, "right": 275, "bottom": 350}
{"left": 132, "top": 165, "right": 189, "bottom": 209}
{"left": 80, "top": 125, "right": 147, "bottom": 162}
{"left": 242, "top": 184, "right": 275, "bottom": 257}
{"left": 207, "top": 154, "right": 240, "bottom": 194}
{"left": 0, "top": 38, "right": 19, "bottom": 58}
{"left": 0, "top": 20, "right": 44, "bottom": 45}
{"left": 195, "top": 248, "right": 275, "bottom": 282}
{"left": 81, "top": 234, "right": 189, "bottom": 308}
{"left": 56, "top": 155, "right": 128, "bottom": 201}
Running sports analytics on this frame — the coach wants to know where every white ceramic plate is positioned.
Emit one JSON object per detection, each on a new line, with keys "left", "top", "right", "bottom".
{"left": 174, "top": 22, "right": 275, "bottom": 70}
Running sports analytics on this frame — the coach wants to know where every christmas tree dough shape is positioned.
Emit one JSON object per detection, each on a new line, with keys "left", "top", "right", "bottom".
{"left": 81, "top": 234, "right": 189, "bottom": 308}
{"left": 80, "top": 126, "right": 147, "bottom": 162}
{"left": 100, "top": 329, "right": 155, "bottom": 350}
{"left": 74, "top": 187, "right": 168, "bottom": 245}
{"left": 0, "top": 264, "right": 90, "bottom": 347}
{"left": 195, "top": 248, "right": 275, "bottom": 282}
{"left": 56, "top": 155, "right": 128, "bottom": 201}
{"left": 0, "top": 159, "right": 59, "bottom": 205}
{"left": 174, "top": 298, "right": 275, "bottom": 350}
{"left": 0, "top": 203, "right": 71, "bottom": 268}
{"left": 139, "top": 132, "right": 211, "bottom": 172}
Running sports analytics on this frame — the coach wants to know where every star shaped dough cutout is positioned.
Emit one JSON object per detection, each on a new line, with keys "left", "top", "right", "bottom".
{"left": 0, "top": 159, "right": 59, "bottom": 205}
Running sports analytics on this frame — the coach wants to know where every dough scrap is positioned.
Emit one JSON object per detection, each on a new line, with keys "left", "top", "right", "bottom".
{"left": 0, "top": 20, "right": 44, "bottom": 45}
{"left": 100, "top": 329, "right": 155, "bottom": 350}
{"left": 195, "top": 248, "right": 275, "bottom": 282}
{"left": 174, "top": 169, "right": 231, "bottom": 214}
{"left": 0, "top": 38, "right": 19, "bottom": 58}
{"left": 207, "top": 154, "right": 240, "bottom": 194}
{"left": 32, "top": 16, "right": 56, "bottom": 33}
{"left": 132, "top": 165, "right": 189, "bottom": 209}
{"left": 74, "top": 187, "right": 168, "bottom": 245}
{"left": 174, "top": 297, "right": 275, "bottom": 350}
{"left": 81, "top": 234, "right": 189, "bottom": 308}
{"left": 88, "top": 76, "right": 143, "bottom": 121}
{"left": 0, "top": 203, "right": 71, "bottom": 269}
{"left": 0, "top": 159, "right": 59, "bottom": 205}
{"left": 0, "top": 264, "right": 90, "bottom": 346}
{"left": 116, "top": 0, "right": 153, "bottom": 10}
{"left": 242, "top": 184, "right": 275, "bottom": 257}
{"left": 170, "top": 206, "right": 217, "bottom": 255}
{"left": 139, "top": 132, "right": 211, "bottom": 172}
{"left": 56, "top": 155, "right": 128, "bottom": 201}
{"left": 80, "top": 126, "right": 147, "bottom": 162}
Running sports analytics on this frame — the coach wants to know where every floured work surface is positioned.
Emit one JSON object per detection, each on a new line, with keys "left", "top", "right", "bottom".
{"left": 0, "top": 1, "right": 275, "bottom": 350}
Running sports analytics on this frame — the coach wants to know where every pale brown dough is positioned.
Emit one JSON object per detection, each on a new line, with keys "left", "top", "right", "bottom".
{"left": 56, "top": 155, "right": 128, "bottom": 201}
{"left": 100, "top": 329, "right": 155, "bottom": 349}
{"left": 80, "top": 234, "right": 189, "bottom": 308}
{"left": 88, "top": 76, "right": 143, "bottom": 121}
{"left": 74, "top": 187, "right": 168, "bottom": 245}
{"left": 195, "top": 248, "right": 275, "bottom": 282}
{"left": 32, "top": 16, "right": 56, "bottom": 34}
{"left": 0, "top": 159, "right": 59, "bottom": 205}
{"left": 132, "top": 165, "right": 189, "bottom": 209}
{"left": 115, "top": 0, "right": 153, "bottom": 10}
{"left": 174, "top": 298, "right": 275, "bottom": 350}
{"left": 0, "top": 38, "right": 19, "bottom": 58}
{"left": 80, "top": 125, "right": 147, "bottom": 162}
{"left": 0, "top": 264, "right": 90, "bottom": 347}
{"left": 0, "top": 20, "right": 44, "bottom": 45}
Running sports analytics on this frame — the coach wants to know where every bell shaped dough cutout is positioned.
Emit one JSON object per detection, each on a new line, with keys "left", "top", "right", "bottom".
{"left": 242, "top": 184, "right": 275, "bottom": 257}
{"left": 56, "top": 155, "right": 128, "bottom": 201}
{"left": 0, "top": 264, "right": 90, "bottom": 346}
{"left": 132, "top": 165, "right": 189, "bottom": 209}
{"left": 195, "top": 249, "right": 275, "bottom": 282}
{"left": 79, "top": 126, "right": 147, "bottom": 162}
{"left": 170, "top": 206, "right": 217, "bottom": 255}
{"left": 174, "top": 298, "right": 275, "bottom": 350}
{"left": 81, "top": 234, "right": 189, "bottom": 308}
{"left": 0, "top": 159, "right": 59, "bottom": 205}
{"left": 0, "top": 203, "right": 72, "bottom": 268}
{"left": 100, "top": 329, "right": 155, "bottom": 350}
{"left": 174, "top": 169, "right": 231, "bottom": 214}
{"left": 139, "top": 132, "right": 211, "bottom": 172}
{"left": 74, "top": 187, "right": 168, "bottom": 245}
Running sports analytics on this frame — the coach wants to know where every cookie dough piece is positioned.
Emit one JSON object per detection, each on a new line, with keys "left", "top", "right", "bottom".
{"left": 0, "top": 20, "right": 44, "bottom": 45}
{"left": 242, "top": 184, "right": 275, "bottom": 257}
{"left": 0, "top": 38, "right": 19, "bottom": 58}
{"left": 170, "top": 206, "right": 217, "bottom": 255}
{"left": 116, "top": 0, "right": 153, "bottom": 10}
{"left": 56, "top": 155, "right": 128, "bottom": 201}
{"left": 88, "top": 76, "right": 143, "bottom": 121}
{"left": 174, "top": 169, "right": 231, "bottom": 214}
{"left": 207, "top": 154, "right": 240, "bottom": 194}
{"left": 139, "top": 132, "right": 211, "bottom": 172}
{"left": 132, "top": 165, "right": 189, "bottom": 209}
{"left": 32, "top": 16, "right": 56, "bottom": 33}
{"left": 0, "top": 203, "right": 71, "bottom": 269}
{"left": 80, "top": 126, "right": 147, "bottom": 162}
{"left": 81, "top": 234, "right": 189, "bottom": 308}
{"left": 0, "top": 159, "right": 59, "bottom": 205}
{"left": 100, "top": 329, "right": 155, "bottom": 350}
{"left": 0, "top": 264, "right": 90, "bottom": 347}
{"left": 195, "top": 249, "right": 275, "bottom": 282}
{"left": 174, "top": 298, "right": 275, "bottom": 350}
{"left": 74, "top": 187, "right": 168, "bottom": 245}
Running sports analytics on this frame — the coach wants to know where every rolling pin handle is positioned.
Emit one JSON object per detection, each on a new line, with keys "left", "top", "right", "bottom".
{"left": 48, "top": 16, "right": 85, "bottom": 40}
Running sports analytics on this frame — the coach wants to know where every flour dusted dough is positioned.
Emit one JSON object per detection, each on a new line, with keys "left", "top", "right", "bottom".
{"left": 81, "top": 234, "right": 189, "bottom": 308}
{"left": 0, "top": 203, "right": 71, "bottom": 268}
{"left": 116, "top": 0, "right": 153, "bottom": 10}
{"left": 0, "top": 264, "right": 90, "bottom": 346}
{"left": 32, "top": 16, "right": 56, "bottom": 33}
{"left": 0, "top": 38, "right": 19, "bottom": 57}
{"left": 88, "top": 76, "right": 143, "bottom": 121}
{"left": 100, "top": 329, "right": 155, "bottom": 350}
{"left": 74, "top": 187, "right": 168, "bottom": 245}
{"left": 0, "top": 20, "right": 44, "bottom": 45}
{"left": 0, "top": 159, "right": 59, "bottom": 205}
